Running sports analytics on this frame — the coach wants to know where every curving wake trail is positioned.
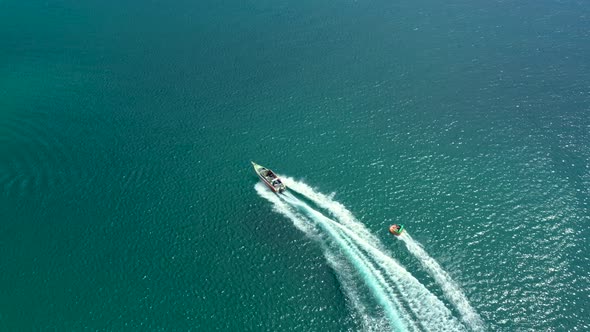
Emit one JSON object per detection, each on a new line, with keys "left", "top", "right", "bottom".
{"left": 397, "top": 233, "right": 484, "bottom": 331}
{"left": 255, "top": 177, "right": 480, "bottom": 331}
{"left": 281, "top": 191, "right": 418, "bottom": 331}
{"left": 281, "top": 177, "right": 482, "bottom": 331}
{"left": 256, "top": 183, "right": 409, "bottom": 331}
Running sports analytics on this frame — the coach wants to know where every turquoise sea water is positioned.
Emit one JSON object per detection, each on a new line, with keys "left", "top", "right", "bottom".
{"left": 1, "top": 0, "right": 589, "bottom": 330}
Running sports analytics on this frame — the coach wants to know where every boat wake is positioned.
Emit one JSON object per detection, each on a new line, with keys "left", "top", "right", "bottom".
{"left": 397, "top": 233, "right": 484, "bottom": 331}
{"left": 255, "top": 177, "right": 482, "bottom": 331}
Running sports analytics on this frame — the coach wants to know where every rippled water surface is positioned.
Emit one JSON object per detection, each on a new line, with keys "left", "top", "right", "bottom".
{"left": 1, "top": 0, "right": 589, "bottom": 330}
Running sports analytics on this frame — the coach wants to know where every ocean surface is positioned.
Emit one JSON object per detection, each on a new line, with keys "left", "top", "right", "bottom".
{"left": 1, "top": 0, "right": 589, "bottom": 330}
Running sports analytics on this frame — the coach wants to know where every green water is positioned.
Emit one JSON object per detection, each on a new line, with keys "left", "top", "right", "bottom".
{"left": 1, "top": 0, "right": 588, "bottom": 330}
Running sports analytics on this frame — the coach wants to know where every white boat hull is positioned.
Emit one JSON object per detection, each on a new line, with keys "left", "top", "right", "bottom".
{"left": 251, "top": 162, "right": 286, "bottom": 193}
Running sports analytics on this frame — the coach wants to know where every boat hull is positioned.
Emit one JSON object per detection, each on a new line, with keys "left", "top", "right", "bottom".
{"left": 256, "top": 172, "right": 282, "bottom": 193}
{"left": 251, "top": 162, "right": 286, "bottom": 193}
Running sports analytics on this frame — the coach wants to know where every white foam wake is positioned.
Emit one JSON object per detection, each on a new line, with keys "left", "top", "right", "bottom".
{"left": 281, "top": 177, "right": 475, "bottom": 331}
{"left": 326, "top": 216, "right": 464, "bottom": 332}
{"left": 254, "top": 183, "right": 315, "bottom": 236}
{"left": 256, "top": 181, "right": 472, "bottom": 331}
{"left": 255, "top": 183, "right": 390, "bottom": 331}
{"left": 399, "top": 233, "right": 484, "bottom": 331}
{"left": 281, "top": 192, "right": 416, "bottom": 331}
{"left": 281, "top": 177, "right": 382, "bottom": 247}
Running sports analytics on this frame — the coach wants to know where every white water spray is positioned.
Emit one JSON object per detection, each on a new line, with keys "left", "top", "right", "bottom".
{"left": 399, "top": 233, "right": 484, "bottom": 331}
{"left": 281, "top": 192, "right": 417, "bottom": 331}
{"left": 255, "top": 183, "right": 316, "bottom": 236}
{"left": 282, "top": 177, "right": 382, "bottom": 247}
{"left": 325, "top": 215, "right": 464, "bottom": 331}
{"left": 256, "top": 184, "right": 392, "bottom": 330}
{"left": 281, "top": 177, "right": 479, "bottom": 331}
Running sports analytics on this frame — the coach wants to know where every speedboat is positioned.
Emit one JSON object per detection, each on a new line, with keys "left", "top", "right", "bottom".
{"left": 389, "top": 224, "right": 404, "bottom": 236}
{"left": 251, "top": 161, "right": 286, "bottom": 193}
